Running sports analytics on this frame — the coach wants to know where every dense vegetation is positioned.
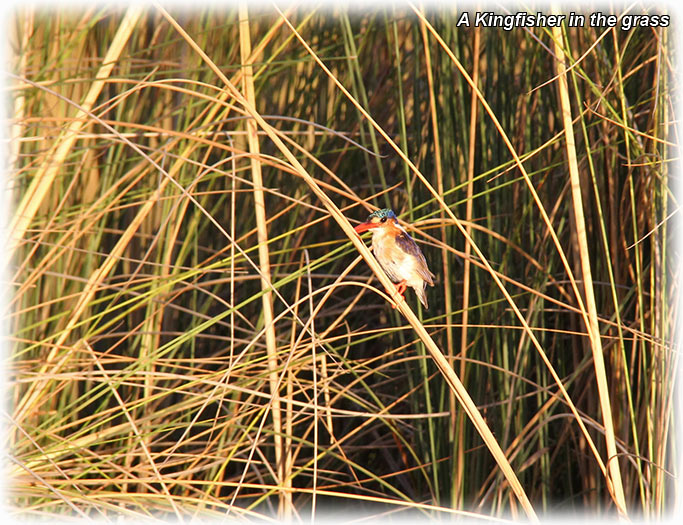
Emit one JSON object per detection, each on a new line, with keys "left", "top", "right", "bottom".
{"left": 7, "top": 4, "right": 676, "bottom": 522}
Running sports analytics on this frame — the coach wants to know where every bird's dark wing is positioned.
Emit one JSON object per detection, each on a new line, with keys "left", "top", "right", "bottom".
{"left": 395, "top": 232, "right": 435, "bottom": 285}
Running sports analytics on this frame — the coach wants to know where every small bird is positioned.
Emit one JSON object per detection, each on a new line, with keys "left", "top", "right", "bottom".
{"left": 354, "top": 208, "right": 435, "bottom": 309}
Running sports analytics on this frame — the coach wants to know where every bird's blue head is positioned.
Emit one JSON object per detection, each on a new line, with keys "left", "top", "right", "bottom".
{"left": 366, "top": 208, "right": 397, "bottom": 222}
{"left": 354, "top": 208, "right": 398, "bottom": 234}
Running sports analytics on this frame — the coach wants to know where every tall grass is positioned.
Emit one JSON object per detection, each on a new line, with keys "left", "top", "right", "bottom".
{"left": 6, "top": 4, "right": 677, "bottom": 522}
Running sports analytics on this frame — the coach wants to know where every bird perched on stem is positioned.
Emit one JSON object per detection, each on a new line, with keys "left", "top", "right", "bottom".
{"left": 354, "top": 208, "right": 435, "bottom": 309}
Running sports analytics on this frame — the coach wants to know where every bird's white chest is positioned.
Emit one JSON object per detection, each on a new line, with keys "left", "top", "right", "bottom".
{"left": 370, "top": 228, "right": 416, "bottom": 283}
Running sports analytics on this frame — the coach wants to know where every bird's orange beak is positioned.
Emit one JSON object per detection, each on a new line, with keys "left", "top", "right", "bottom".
{"left": 354, "top": 221, "right": 377, "bottom": 234}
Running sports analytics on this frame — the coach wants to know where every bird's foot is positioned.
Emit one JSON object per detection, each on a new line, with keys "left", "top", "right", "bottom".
{"left": 391, "top": 281, "right": 407, "bottom": 309}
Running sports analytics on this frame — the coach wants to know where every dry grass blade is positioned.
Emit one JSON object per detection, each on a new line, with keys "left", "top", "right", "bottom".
{"left": 237, "top": 3, "right": 288, "bottom": 519}
{"left": 9, "top": 6, "right": 143, "bottom": 254}
{"left": 8, "top": 6, "right": 675, "bottom": 521}
{"left": 551, "top": 25, "right": 627, "bottom": 517}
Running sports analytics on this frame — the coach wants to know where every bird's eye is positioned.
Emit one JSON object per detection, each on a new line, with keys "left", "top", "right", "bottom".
{"left": 380, "top": 217, "right": 387, "bottom": 223}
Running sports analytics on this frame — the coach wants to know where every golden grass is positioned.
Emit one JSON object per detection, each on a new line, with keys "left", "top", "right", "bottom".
{"left": 7, "top": 5, "right": 677, "bottom": 522}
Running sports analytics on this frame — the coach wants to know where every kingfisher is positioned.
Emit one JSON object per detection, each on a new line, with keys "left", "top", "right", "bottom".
{"left": 354, "top": 208, "right": 435, "bottom": 309}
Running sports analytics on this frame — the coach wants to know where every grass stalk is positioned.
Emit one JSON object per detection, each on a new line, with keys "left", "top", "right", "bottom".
{"left": 238, "top": 3, "right": 288, "bottom": 518}
{"left": 9, "top": 6, "right": 143, "bottom": 254}
{"left": 417, "top": 15, "right": 448, "bottom": 501}
{"left": 455, "top": 24, "right": 481, "bottom": 508}
{"left": 9, "top": 7, "right": 674, "bottom": 521}
{"left": 551, "top": 24, "right": 627, "bottom": 517}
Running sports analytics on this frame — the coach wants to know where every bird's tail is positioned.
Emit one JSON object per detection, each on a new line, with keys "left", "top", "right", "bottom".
{"left": 415, "top": 285, "right": 429, "bottom": 310}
